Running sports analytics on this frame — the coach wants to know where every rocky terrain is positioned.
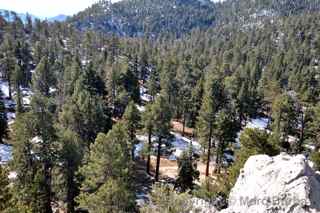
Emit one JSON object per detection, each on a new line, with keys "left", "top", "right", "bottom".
{"left": 220, "top": 154, "right": 320, "bottom": 213}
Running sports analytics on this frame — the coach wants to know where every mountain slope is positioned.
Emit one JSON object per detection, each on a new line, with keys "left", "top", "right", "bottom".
{"left": 0, "top": 9, "right": 38, "bottom": 23}
{"left": 69, "top": 0, "right": 216, "bottom": 37}
{"left": 69, "top": 0, "right": 320, "bottom": 37}
{"left": 48, "top": 14, "right": 68, "bottom": 22}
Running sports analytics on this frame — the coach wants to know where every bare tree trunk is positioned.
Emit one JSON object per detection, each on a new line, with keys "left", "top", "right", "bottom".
{"left": 299, "top": 110, "right": 305, "bottom": 153}
{"left": 8, "top": 76, "right": 12, "bottom": 99}
{"left": 44, "top": 161, "right": 53, "bottom": 213}
{"left": 146, "top": 129, "right": 152, "bottom": 175}
{"left": 155, "top": 136, "right": 162, "bottom": 181}
{"left": 205, "top": 124, "right": 213, "bottom": 177}
{"left": 182, "top": 111, "right": 186, "bottom": 136}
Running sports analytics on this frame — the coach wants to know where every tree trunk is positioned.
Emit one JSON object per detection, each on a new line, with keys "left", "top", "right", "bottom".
{"left": 8, "top": 77, "right": 12, "bottom": 99}
{"left": 299, "top": 110, "right": 305, "bottom": 153}
{"left": 66, "top": 169, "right": 76, "bottom": 213}
{"left": 205, "top": 124, "right": 213, "bottom": 177}
{"left": 131, "top": 131, "right": 135, "bottom": 161}
{"left": 155, "top": 136, "right": 162, "bottom": 181}
{"left": 182, "top": 111, "right": 186, "bottom": 136}
{"left": 44, "top": 161, "right": 53, "bottom": 213}
{"left": 215, "top": 137, "right": 223, "bottom": 174}
{"left": 146, "top": 129, "right": 152, "bottom": 175}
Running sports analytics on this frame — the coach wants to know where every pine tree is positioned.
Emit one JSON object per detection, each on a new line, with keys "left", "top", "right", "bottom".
{"left": 29, "top": 56, "right": 57, "bottom": 213}
{"left": 0, "top": 98, "right": 8, "bottom": 144}
{"left": 176, "top": 146, "right": 200, "bottom": 192}
{"left": 226, "top": 128, "right": 279, "bottom": 192}
{"left": 306, "top": 104, "right": 320, "bottom": 151}
{"left": 176, "top": 56, "right": 195, "bottom": 135}
{"left": 196, "top": 73, "right": 226, "bottom": 177}
{"left": 60, "top": 71, "right": 112, "bottom": 143}
{"left": 123, "top": 101, "right": 141, "bottom": 160}
{"left": 152, "top": 95, "right": 172, "bottom": 181}
{"left": 271, "top": 93, "right": 299, "bottom": 152}
{"left": 13, "top": 63, "right": 24, "bottom": 114}
{"left": 0, "top": 166, "right": 12, "bottom": 211}
{"left": 160, "top": 58, "right": 179, "bottom": 112}
{"left": 11, "top": 113, "right": 39, "bottom": 211}
{"left": 142, "top": 104, "right": 154, "bottom": 175}
{"left": 57, "top": 129, "right": 84, "bottom": 213}
{"left": 213, "top": 109, "right": 237, "bottom": 174}
{"left": 0, "top": 34, "right": 16, "bottom": 99}
{"left": 141, "top": 184, "right": 193, "bottom": 213}
{"left": 147, "top": 69, "right": 159, "bottom": 102}
{"left": 77, "top": 123, "right": 135, "bottom": 212}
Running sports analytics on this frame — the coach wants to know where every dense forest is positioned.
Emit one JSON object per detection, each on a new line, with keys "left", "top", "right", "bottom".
{"left": 0, "top": 0, "right": 320, "bottom": 212}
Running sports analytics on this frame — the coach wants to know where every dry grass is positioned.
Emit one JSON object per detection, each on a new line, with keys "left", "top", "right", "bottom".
{"left": 171, "top": 120, "right": 194, "bottom": 137}
{"left": 149, "top": 156, "right": 216, "bottom": 182}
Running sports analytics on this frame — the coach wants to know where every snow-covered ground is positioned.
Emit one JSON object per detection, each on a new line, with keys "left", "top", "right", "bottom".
{"left": 169, "top": 132, "right": 201, "bottom": 160}
{"left": 0, "top": 80, "right": 10, "bottom": 98}
{"left": 0, "top": 144, "right": 12, "bottom": 164}
{"left": 136, "top": 104, "right": 146, "bottom": 112}
{"left": 140, "top": 86, "right": 153, "bottom": 103}
{"left": 135, "top": 132, "right": 201, "bottom": 161}
{"left": 235, "top": 117, "right": 269, "bottom": 149}
{"left": 245, "top": 117, "right": 269, "bottom": 130}
{"left": 0, "top": 79, "right": 33, "bottom": 164}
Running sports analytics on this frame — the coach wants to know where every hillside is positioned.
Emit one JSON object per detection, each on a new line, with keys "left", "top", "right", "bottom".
{"left": 69, "top": 0, "right": 216, "bottom": 36}
{"left": 69, "top": 0, "right": 320, "bottom": 37}
{"left": 0, "top": 0, "right": 320, "bottom": 212}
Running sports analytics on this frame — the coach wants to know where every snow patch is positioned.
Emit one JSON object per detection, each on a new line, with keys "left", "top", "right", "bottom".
{"left": 0, "top": 144, "right": 12, "bottom": 164}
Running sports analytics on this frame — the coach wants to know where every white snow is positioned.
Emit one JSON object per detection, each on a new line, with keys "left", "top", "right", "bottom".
{"left": 235, "top": 117, "right": 269, "bottom": 149}
{"left": 23, "top": 96, "right": 31, "bottom": 105}
{"left": 31, "top": 136, "right": 42, "bottom": 144}
{"left": 0, "top": 144, "right": 12, "bottom": 164}
{"left": 8, "top": 171, "right": 17, "bottom": 180}
{"left": 49, "top": 87, "right": 57, "bottom": 94}
{"left": 246, "top": 117, "right": 269, "bottom": 130}
{"left": 6, "top": 112, "right": 16, "bottom": 124}
{"left": 135, "top": 133, "right": 201, "bottom": 160}
{"left": 136, "top": 104, "right": 146, "bottom": 112}
{"left": 140, "top": 86, "right": 153, "bottom": 102}
{"left": 134, "top": 142, "right": 144, "bottom": 158}
{"left": 0, "top": 80, "right": 10, "bottom": 98}
{"left": 170, "top": 132, "right": 201, "bottom": 160}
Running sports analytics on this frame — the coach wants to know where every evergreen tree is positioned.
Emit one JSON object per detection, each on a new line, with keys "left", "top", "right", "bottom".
{"left": 147, "top": 69, "right": 159, "bottom": 102}
{"left": 57, "top": 129, "right": 84, "bottom": 213}
{"left": 271, "top": 93, "right": 299, "bottom": 152}
{"left": 0, "top": 98, "right": 8, "bottom": 144}
{"left": 0, "top": 34, "right": 16, "bottom": 99}
{"left": 77, "top": 123, "right": 135, "bottom": 212}
{"left": 306, "top": 104, "right": 320, "bottom": 151}
{"left": 152, "top": 95, "right": 172, "bottom": 181}
{"left": 213, "top": 109, "right": 237, "bottom": 174}
{"left": 13, "top": 63, "right": 24, "bottom": 114}
{"left": 11, "top": 113, "right": 39, "bottom": 211}
{"left": 60, "top": 72, "right": 112, "bottom": 143}
{"left": 142, "top": 104, "right": 154, "bottom": 175}
{"left": 196, "top": 73, "right": 226, "bottom": 177}
{"left": 226, "top": 128, "right": 279, "bottom": 193}
{"left": 123, "top": 101, "right": 141, "bottom": 160}
{"left": 30, "top": 56, "right": 57, "bottom": 213}
{"left": 0, "top": 166, "right": 12, "bottom": 211}
{"left": 175, "top": 147, "right": 200, "bottom": 192}
{"left": 141, "top": 184, "right": 193, "bottom": 213}
{"left": 176, "top": 56, "right": 195, "bottom": 135}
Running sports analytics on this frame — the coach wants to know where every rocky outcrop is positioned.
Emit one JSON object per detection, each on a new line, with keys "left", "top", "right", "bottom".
{"left": 221, "top": 153, "right": 320, "bottom": 213}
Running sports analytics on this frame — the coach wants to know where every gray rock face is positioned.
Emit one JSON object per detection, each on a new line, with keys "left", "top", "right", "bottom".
{"left": 221, "top": 153, "right": 320, "bottom": 213}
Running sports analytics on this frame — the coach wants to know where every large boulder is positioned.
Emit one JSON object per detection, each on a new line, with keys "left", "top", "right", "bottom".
{"left": 221, "top": 153, "right": 320, "bottom": 213}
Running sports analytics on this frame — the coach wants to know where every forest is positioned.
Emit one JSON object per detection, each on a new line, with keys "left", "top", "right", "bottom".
{"left": 0, "top": 0, "right": 320, "bottom": 212}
